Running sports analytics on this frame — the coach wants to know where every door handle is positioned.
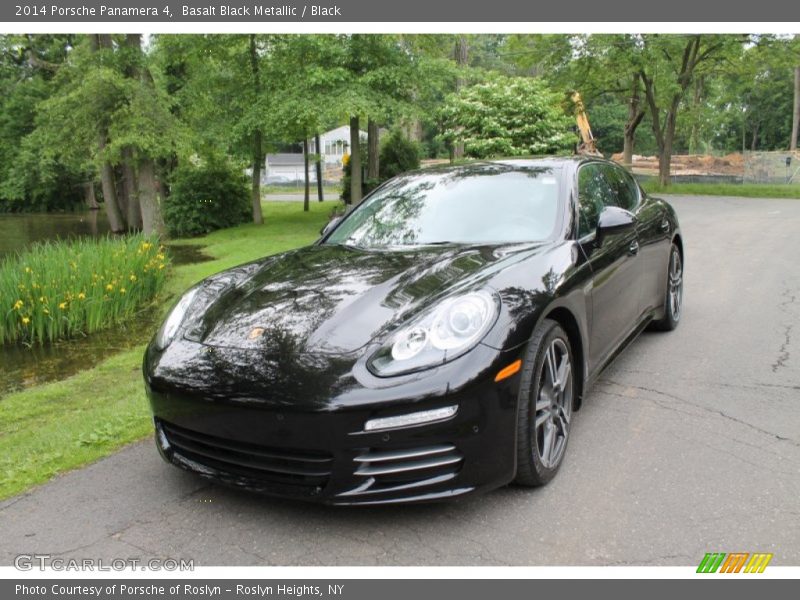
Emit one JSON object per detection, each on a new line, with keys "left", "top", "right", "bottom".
{"left": 660, "top": 219, "right": 670, "bottom": 233}
{"left": 628, "top": 240, "right": 640, "bottom": 255}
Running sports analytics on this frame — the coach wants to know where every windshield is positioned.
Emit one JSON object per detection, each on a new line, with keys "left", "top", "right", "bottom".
{"left": 325, "top": 165, "right": 562, "bottom": 248}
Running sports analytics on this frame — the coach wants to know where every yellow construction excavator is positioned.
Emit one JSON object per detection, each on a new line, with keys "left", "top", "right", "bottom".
{"left": 571, "top": 92, "right": 601, "bottom": 156}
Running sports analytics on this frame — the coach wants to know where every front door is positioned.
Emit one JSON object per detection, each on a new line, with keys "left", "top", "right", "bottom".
{"left": 576, "top": 163, "right": 643, "bottom": 373}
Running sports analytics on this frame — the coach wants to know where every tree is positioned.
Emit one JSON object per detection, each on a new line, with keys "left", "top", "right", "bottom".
{"left": 155, "top": 34, "right": 276, "bottom": 223}
{"left": 439, "top": 76, "right": 575, "bottom": 158}
{"left": 705, "top": 36, "right": 795, "bottom": 153}
{"left": 452, "top": 35, "right": 469, "bottom": 160}
{"left": 263, "top": 35, "right": 349, "bottom": 210}
{"left": 792, "top": 65, "right": 799, "bottom": 151}
{"left": 338, "top": 34, "right": 424, "bottom": 203}
{"left": 349, "top": 116, "right": 363, "bottom": 204}
{"left": 90, "top": 35, "right": 126, "bottom": 232}
{"left": 367, "top": 118, "right": 379, "bottom": 182}
{"left": 21, "top": 34, "right": 180, "bottom": 233}
{"left": 248, "top": 35, "right": 265, "bottom": 224}
{"left": 122, "top": 34, "right": 167, "bottom": 236}
{"left": 568, "top": 35, "right": 649, "bottom": 164}
{"left": 379, "top": 129, "right": 420, "bottom": 179}
{"left": 0, "top": 34, "right": 86, "bottom": 212}
{"left": 314, "top": 132, "right": 324, "bottom": 202}
{"left": 638, "top": 34, "right": 744, "bottom": 186}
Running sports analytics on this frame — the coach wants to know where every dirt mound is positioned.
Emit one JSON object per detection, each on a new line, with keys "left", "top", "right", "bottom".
{"left": 611, "top": 153, "right": 744, "bottom": 176}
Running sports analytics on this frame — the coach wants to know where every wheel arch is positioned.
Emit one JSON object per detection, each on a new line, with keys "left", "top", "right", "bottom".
{"left": 672, "top": 232, "right": 684, "bottom": 263}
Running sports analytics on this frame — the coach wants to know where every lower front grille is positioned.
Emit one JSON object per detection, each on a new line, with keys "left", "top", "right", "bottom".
{"left": 158, "top": 420, "right": 333, "bottom": 488}
{"left": 346, "top": 443, "right": 464, "bottom": 496}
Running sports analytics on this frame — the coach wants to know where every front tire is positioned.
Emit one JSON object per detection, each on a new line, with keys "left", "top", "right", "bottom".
{"left": 651, "top": 243, "right": 683, "bottom": 331}
{"left": 514, "top": 319, "right": 574, "bottom": 487}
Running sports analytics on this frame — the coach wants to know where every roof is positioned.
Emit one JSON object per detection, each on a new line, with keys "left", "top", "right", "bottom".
{"left": 319, "top": 125, "right": 366, "bottom": 140}
{"left": 266, "top": 153, "right": 304, "bottom": 166}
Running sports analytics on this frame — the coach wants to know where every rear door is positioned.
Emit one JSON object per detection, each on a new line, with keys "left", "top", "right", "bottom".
{"left": 577, "top": 162, "right": 643, "bottom": 373}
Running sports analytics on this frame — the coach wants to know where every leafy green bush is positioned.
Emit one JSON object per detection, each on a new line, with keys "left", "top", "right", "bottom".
{"left": 164, "top": 163, "right": 250, "bottom": 236}
{"left": 0, "top": 234, "right": 168, "bottom": 345}
{"left": 438, "top": 76, "right": 576, "bottom": 158}
{"left": 379, "top": 130, "right": 421, "bottom": 180}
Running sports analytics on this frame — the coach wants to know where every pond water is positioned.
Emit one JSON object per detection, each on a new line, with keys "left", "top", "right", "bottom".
{"left": 0, "top": 309, "right": 159, "bottom": 397}
{"left": 0, "top": 210, "right": 112, "bottom": 260}
{"left": 0, "top": 210, "right": 213, "bottom": 397}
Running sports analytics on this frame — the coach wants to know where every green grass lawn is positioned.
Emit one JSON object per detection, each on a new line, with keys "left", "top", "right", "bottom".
{"left": 641, "top": 181, "right": 800, "bottom": 199}
{"left": 0, "top": 201, "right": 338, "bottom": 501}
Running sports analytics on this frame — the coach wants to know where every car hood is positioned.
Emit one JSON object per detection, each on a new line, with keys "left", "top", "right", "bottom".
{"left": 187, "top": 242, "right": 550, "bottom": 356}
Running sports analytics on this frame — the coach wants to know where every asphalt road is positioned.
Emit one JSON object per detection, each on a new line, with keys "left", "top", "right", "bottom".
{"left": 2, "top": 195, "right": 799, "bottom": 567}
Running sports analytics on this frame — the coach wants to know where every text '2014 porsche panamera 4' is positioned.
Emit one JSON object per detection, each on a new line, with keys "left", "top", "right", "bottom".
{"left": 143, "top": 157, "right": 683, "bottom": 505}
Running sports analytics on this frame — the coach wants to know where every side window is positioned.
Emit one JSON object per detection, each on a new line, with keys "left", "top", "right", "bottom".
{"left": 577, "top": 164, "right": 616, "bottom": 238}
{"left": 603, "top": 165, "right": 640, "bottom": 212}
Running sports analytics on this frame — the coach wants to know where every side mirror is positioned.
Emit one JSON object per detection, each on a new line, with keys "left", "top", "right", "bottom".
{"left": 320, "top": 216, "right": 342, "bottom": 237}
{"left": 596, "top": 206, "right": 636, "bottom": 247}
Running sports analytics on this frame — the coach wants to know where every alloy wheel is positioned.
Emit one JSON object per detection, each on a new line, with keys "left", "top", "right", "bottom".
{"left": 669, "top": 248, "right": 683, "bottom": 321}
{"left": 534, "top": 338, "right": 573, "bottom": 469}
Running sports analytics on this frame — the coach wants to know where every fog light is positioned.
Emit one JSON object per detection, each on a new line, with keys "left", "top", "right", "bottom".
{"left": 364, "top": 405, "right": 458, "bottom": 432}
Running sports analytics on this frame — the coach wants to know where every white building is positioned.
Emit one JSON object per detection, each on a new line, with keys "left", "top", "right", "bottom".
{"left": 264, "top": 125, "right": 367, "bottom": 182}
{"left": 309, "top": 125, "right": 367, "bottom": 167}
{"left": 263, "top": 154, "right": 309, "bottom": 183}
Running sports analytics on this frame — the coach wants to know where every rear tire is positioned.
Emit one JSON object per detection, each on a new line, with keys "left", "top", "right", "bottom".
{"left": 651, "top": 243, "right": 683, "bottom": 331}
{"left": 514, "top": 319, "right": 574, "bottom": 487}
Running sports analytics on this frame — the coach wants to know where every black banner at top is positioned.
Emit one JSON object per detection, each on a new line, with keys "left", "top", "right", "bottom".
{"left": 3, "top": 0, "right": 800, "bottom": 22}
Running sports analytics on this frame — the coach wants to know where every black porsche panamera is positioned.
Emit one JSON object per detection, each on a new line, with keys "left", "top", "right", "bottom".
{"left": 144, "top": 157, "right": 683, "bottom": 504}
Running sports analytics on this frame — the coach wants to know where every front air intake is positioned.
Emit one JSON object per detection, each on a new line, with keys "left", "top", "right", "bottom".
{"left": 158, "top": 419, "right": 333, "bottom": 488}
{"left": 344, "top": 444, "right": 464, "bottom": 496}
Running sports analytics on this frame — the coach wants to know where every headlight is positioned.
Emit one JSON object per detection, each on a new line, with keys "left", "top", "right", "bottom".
{"left": 154, "top": 287, "right": 199, "bottom": 350}
{"left": 369, "top": 290, "right": 499, "bottom": 377}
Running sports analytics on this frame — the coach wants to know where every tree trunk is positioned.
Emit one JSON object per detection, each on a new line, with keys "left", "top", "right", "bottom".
{"left": 84, "top": 182, "right": 99, "bottom": 210}
{"left": 96, "top": 133, "right": 125, "bottom": 232}
{"left": 688, "top": 75, "right": 704, "bottom": 155}
{"left": 249, "top": 35, "right": 264, "bottom": 224}
{"left": 315, "top": 133, "right": 324, "bottom": 202}
{"left": 409, "top": 119, "right": 423, "bottom": 142}
{"left": 623, "top": 74, "right": 645, "bottom": 168}
{"left": 750, "top": 121, "right": 760, "bottom": 151}
{"left": 349, "top": 116, "right": 362, "bottom": 205}
{"left": 303, "top": 137, "right": 310, "bottom": 212}
{"left": 791, "top": 65, "right": 799, "bottom": 151}
{"left": 114, "top": 165, "right": 129, "bottom": 226}
{"left": 137, "top": 158, "right": 166, "bottom": 236}
{"left": 367, "top": 119, "right": 379, "bottom": 182}
{"left": 120, "top": 35, "right": 143, "bottom": 231}
{"left": 622, "top": 135, "right": 635, "bottom": 168}
{"left": 121, "top": 147, "right": 142, "bottom": 230}
{"left": 658, "top": 111, "right": 678, "bottom": 187}
{"left": 641, "top": 36, "right": 706, "bottom": 188}
{"left": 251, "top": 130, "right": 264, "bottom": 224}
{"left": 453, "top": 35, "right": 468, "bottom": 160}
{"left": 124, "top": 33, "right": 166, "bottom": 234}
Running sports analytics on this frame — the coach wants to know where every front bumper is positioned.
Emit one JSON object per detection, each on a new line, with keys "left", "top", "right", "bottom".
{"left": 145, "top": 341, "right": 522, "bottom": 505}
